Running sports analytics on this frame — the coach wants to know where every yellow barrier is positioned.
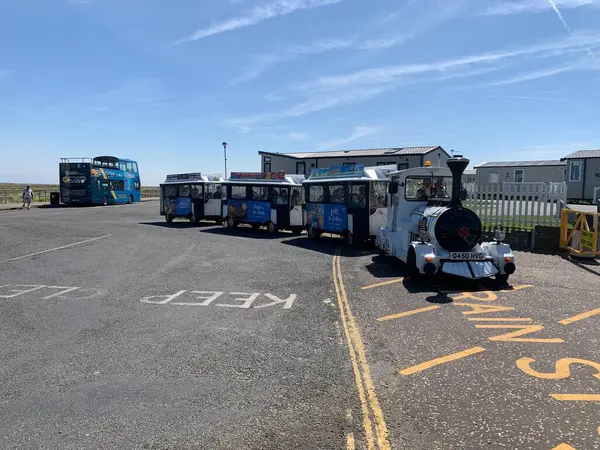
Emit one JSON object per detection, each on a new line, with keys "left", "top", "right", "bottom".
{"left": 560, "top": 208, "right": 600, "bottom": 257}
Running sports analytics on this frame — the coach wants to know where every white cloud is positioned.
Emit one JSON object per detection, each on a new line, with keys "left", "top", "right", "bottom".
{"left": 321, "top": 126, "right": 378, "bottom": 149}
{"left": 482, "top": 0, "right": 600, "bottom": 15}
{"left": 175, "top": 0, "right": 343, "bottom": 44}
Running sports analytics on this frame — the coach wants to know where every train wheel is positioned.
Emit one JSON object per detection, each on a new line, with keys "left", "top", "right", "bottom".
{"left": 166, "top": 215, "right": 173, "bottom": 224}
{"left": 189, "top": 214, "right": 196, "bottom": 224}
{"left": 292, "top": 227, "right": 302, "bottom": 235}
{"left": 407, "top": 248, "right": 419, "bottom": 277}
{"left": 308, "top": 226, "right": 319, "bottom": 240}
{"left": 495, "top": 274, "right": 509, "bottom": 285}
{"left": 344, "top": 231, "right": 354, "bottom": 246}
{"left": 251, "top": 224, "right": 260, "bottom": 230}
{"left": 266, "top": 222, "right": 277, "bottom": 234}
{"left": 227, "top": 217, "right": 235, "bottom": 228}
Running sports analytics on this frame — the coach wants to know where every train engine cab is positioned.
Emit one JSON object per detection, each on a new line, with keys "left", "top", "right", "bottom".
{"left": 376, "top": 156, "right": 516, "bottom": 283}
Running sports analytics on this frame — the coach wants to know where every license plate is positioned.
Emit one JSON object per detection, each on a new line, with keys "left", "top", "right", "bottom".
{"left": 449, "top": 252, "right": 487, "bottom": 261}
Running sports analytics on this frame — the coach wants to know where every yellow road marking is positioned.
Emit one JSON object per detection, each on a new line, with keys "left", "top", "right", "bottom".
{"left": 332, "top": 253, "right": 375, "bottom": 450}
{"left": 550, "top": 394, "right": 600, "bottom": 401}
{"left": 334, "top": 249, "right": 390, "bottom": 450}
{"left": 399, "top": 346, "right": 486, "bottom": 376}
{"left": 558, "top": 308, "right": 600, "bottom": 325}
{"left": 510, "top": 284, "right": 534, "bottom": 291}
{"left": 360, "top": 278, "right": 404, "bottom": 290}
{"left": 467, "top": 317, "right": 533, "bottom": 322}
{"left": 346, "top": 433, "right": 356, "bottom": 450}
{"left": 377, "top": 305, "right": 441, "bottom": 322}
{"left": 475, "top": 324, "right": 564, "bottom": 343}
{"left": 552, "top": 444, "right": 577, "bottom": 450}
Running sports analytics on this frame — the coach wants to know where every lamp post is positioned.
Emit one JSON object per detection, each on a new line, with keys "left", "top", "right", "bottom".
{"left": 222, "top": 142, "right": 228, "bottom": 178}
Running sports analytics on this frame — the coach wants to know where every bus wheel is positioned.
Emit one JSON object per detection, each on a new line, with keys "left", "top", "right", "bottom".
{"left": 227, "top": 217, "right": 235, "bottom": 228}
{"left": 103, "top": 196, "right": 108, "bottom": 206}
{"left": 308, "top": 227, "right": 319, "bottom": 240}
{"left": 267, "top": 222, "right": 277, "bottom": 234}
{"left": 166, "top": 215, "right": 173, "bottom": 224}
{"left": 129, "top": 195, "right": 134, "bottom": 204}
{"left": 251, "top": 224, "right": 260, "bottom": 230}
{"left": 344, "top": 231, "right": 354, "bottom": 246}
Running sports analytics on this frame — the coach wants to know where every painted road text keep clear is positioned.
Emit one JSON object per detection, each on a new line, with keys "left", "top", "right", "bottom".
{"left": 140, "top": 291, "right": 296, "bottom": 309}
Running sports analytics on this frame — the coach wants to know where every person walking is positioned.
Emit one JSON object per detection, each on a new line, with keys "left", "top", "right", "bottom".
{"left": 22, "top": 185, "right": 33, "bottom": 209}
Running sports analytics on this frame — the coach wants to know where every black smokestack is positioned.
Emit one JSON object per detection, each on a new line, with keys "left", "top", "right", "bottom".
{"left": 446, "top": 155, "right": 469, "bottom": 207}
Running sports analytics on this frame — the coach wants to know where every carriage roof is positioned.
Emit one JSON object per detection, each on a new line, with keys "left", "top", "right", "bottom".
{"left": 387, "top": 166, "right": 452, "bottom": 182}
{"left": 302, "top": 164, "right": 395, "bottom": 184}
{"left": 223, "top": 173, "right": 305, "bottom": 186}
{"left": 161, "top": 173, "right": 225, "bottom": 185}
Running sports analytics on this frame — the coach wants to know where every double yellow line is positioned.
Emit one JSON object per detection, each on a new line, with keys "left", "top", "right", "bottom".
{"left": 332, "top": 248, "right": 390, "bottom": 450}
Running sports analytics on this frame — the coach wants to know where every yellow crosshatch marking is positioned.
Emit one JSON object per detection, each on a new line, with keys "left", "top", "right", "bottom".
{"left": 333, "top": 249, "right": 390, "bottom": 450}
{"left": 399, "top": 347, "right": 486, "bottom": 376}
{"left": 467, "top": 317, "right": 533, "bottom": 322}
{"left": 377, "top": 305, "right": 441, "bottom": 322}
{"left": 558, "top": 308, "right": 600, "bottom": 325}
{"left": 360, "top": 278, "right": 404, "bottom": 290}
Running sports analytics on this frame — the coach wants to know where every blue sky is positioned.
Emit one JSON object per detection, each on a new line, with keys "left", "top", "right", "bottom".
{"left": 1, "top": 0, "right": 599, "bottom": 185}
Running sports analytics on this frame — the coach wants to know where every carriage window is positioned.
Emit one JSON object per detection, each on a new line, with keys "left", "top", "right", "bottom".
{"left": 191, "top": 184, "right": 203, "bottom": 199}
{"left": 370, "top": 182, "right": 388, "bottom": 208}
{"left": 252, "top": 186, "right": 268, "bottom": 201}
{"left": 290, "top": 188, "right": 302, "bottom": 206}
{"left": 179, "top": 184, "right": 191, "bottom": 197}
{"left": 309, "top": 185, "right": 324, "bottom": 202}
{"left": 329, "top": 184, "right": 345, "bottom": 204}
{"left": 348, "top": 184, "right": 367, "bottom": 208}
{"left": 231, "top": 185, "right": 246, "bottom": 199}
{"left": 405, "top": 177, "right": 453, "bottom": 201}
{"left": 164, "top": 185, "right": 177, "bottom": 197}
{"left": 206, "top": 184, "right": 224, "bottom": 199}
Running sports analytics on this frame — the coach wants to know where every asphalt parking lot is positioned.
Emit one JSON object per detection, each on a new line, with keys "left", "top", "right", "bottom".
{"left": 1, "top": 201, "right": 599, "bottom": 450}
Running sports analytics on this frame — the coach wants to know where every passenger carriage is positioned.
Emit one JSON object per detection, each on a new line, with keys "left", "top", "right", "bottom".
{"left": 160, "top": 173, "right": 226, "bottom": 224}
{"left": 222, "top": 172, "right": 305, "bottom": 234}
{"left": 375, "top": 156, "right": 516, "bottom": 282}
{"left": 302, "top": 164, "right": 394, "bottom": 245}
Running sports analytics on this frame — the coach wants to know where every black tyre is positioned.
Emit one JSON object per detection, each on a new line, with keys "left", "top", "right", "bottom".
{"left": 307, "top": 226, "right": 319, "bottom": 240}
{"left": 344, "top": 232, "right": 354, "bottom": 246}
{"left": 129, "top": 195, "right": 134, "bottom": 204}
{"left": 251, "top": 224, "right": 260, "bottom": 230}
{"left": 292, "top": 227, "right": 303, "bottom": 235}
{"left": 103, "top": 196, "right": 108, "bottom": 206}
{"left": 407, "top": 248, "right": 419, "bottom": 277}
{"left": 496, "top": 274, "right": 509, "bottom": 284}
{"left": 227, "top": 217, "right": 235, "bottom": 228}
{"left": 166, "top": 215, "right": 173, "bottom": 224}
{"left": 267, "top": 222, "right": 277, "bottom": 234}
{"left": 189, "top": 214, "right": 196, "bottom": 224}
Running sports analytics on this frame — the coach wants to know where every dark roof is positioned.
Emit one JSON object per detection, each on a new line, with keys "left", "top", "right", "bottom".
{"left": 259, "top": 146, "right": 444, "bottom": 159}
{"left": 474, "top": 160, "right": 566, "bottom": 168}
{"left": 564, "top": 149, "right": 600, "bottom": 159}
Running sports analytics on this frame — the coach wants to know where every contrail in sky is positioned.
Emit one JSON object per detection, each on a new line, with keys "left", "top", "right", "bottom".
{"left": 547, "top": 0, "right": 596, "bottom": 58}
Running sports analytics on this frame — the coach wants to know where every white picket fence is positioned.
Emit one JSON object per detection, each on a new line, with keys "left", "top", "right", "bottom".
{"left": 463, "top": 182, "right": 567, "bottom": 230}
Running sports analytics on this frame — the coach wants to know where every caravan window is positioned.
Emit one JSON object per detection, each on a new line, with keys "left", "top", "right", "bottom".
{"left": 569, "top": 161, "right": 582, "bottom": 182}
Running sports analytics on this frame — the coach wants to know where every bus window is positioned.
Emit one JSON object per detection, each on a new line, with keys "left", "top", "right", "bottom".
{"left": 370, "top": 181, "right": 388, "bottom": 209}
{"left": 231, "top": 185, "right": 246, "bottom": 199}
{"left": 191, "top": 184, "right": 203, "bottom": 199}
{"left": 111, "top": 180, "right": 124, "bottom": 191}
{"left": 179, "top": 184, "right": 191, "bottom": 197}
{"left": 329, "top": 184, "right": 345, "bottom": 204}
{"left": 164, "top": 185, "right": 177, "bottom": 197}
{"left": 252, "top": 186, "right": 268, "bottom": 201}
{"left": 309, "top": 185, "right": 324, "bottom": 202}
{"left": 349, "top": 184, "right": 366, "bottom": 208}
{"left": 290, "top": 188, "right": 302, "bottom": 206}
{"left": 126, "top": 162, "right": 134, "bottom": 172}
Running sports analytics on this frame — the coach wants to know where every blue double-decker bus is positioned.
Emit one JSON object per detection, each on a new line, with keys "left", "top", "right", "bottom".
{"left": 59, "top": 156, "right": 141, "bottom": 205}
